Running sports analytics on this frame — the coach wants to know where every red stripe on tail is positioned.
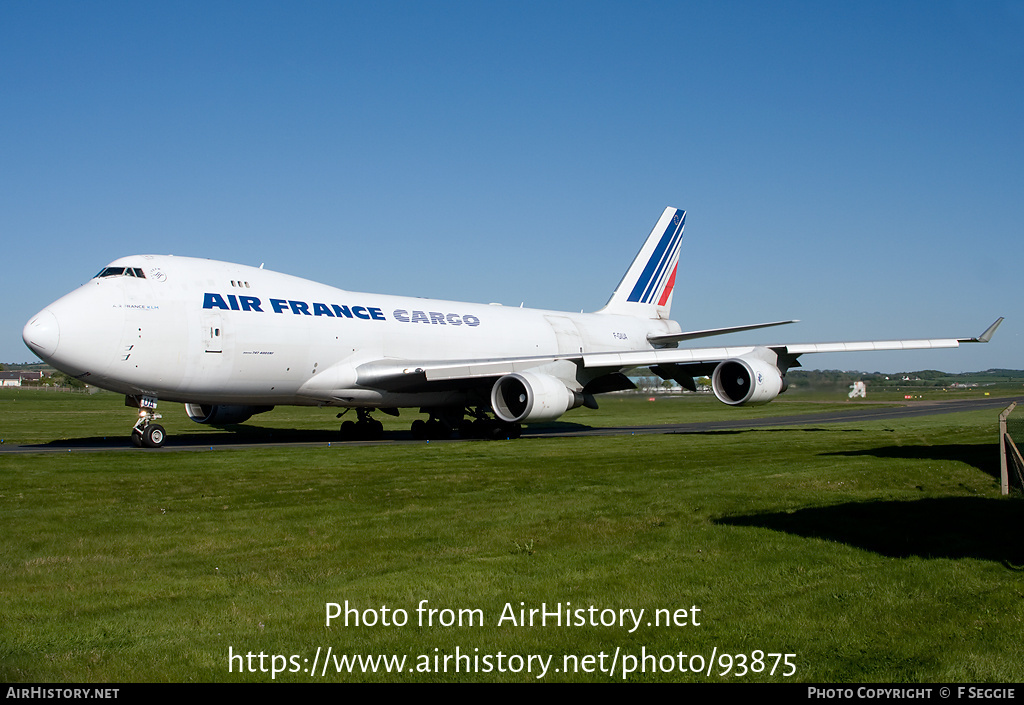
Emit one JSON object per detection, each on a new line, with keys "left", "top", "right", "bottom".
{"left": 657, "top": 263, "right": 677, "bottom": 307}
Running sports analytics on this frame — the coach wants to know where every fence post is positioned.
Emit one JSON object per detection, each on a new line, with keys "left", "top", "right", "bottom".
{"left": 999, "top": 402, "right": 1016, "bottom": 496}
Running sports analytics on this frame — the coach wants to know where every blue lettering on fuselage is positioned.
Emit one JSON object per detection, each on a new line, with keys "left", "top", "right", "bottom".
{"left": 393, "top": 309, "right": 481, "bottom": 327}
{"left": 202, "top": 294, "right": 476, "bottom": 326}
{"left": 204, "top": 292, "right": 266, "bottom": 312}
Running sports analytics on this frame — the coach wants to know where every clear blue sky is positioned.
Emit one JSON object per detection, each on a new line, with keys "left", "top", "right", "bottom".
{"left": 3, "top": 1, "right": 1021, "bottom": 373}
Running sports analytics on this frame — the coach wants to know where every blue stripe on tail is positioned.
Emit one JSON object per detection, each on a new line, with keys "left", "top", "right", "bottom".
{"left": 626, "top": 211, "right": 685, "bottom": 303}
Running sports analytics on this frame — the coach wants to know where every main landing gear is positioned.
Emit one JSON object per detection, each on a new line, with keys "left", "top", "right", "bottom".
{"left": 411, "top": 407, "right": 521, "bottom": 441}
{"left": 128, "top": 395, "right": 166, "bottom": 448}
{"left": 337, "top": 408, "right": 385, "bottom": 441}
{"left": 334, "top": 406, "right": 521, "bottom": 442}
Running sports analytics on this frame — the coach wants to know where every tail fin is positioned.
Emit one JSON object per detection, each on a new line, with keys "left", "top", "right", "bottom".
{"left": 598, "top": 207, "right": 685, "bottom": 319}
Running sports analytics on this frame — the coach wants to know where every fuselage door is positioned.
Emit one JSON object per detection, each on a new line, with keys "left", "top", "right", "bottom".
{"left": 202, "top": 312, "right": 223, "bottom": 353}
{"left": 544, "top": 315, "right": 584, "bottom": 355}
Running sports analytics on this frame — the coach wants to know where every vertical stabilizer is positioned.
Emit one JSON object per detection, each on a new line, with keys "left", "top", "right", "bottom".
{"left": 598, "top": 207, "right": 685, "bottom": 319}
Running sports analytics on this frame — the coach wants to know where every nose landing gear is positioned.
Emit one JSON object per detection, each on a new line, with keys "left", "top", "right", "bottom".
{"left": 128, "top": 395, "right": 166, "bottom": 448}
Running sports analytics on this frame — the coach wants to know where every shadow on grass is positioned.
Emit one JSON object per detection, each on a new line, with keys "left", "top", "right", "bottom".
{"left": 26, "top": 426, "right": 363, "bottom": 449}
{"left": 671, "top": 427, "right": 869, "bottom": 436}
{"left": 24, "top": 421, "right": 603, "bottom": 449}
{"left": 716, "top": 496, "right": 1024, "bottom": 566}
{"left": 822, "top": 443, "right": 996, "bottom": 477}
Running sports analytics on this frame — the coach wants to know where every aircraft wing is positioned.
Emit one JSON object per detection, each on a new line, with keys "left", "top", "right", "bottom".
{"left": 356, "top": 318, "right": 1003, "bottom": 389}
{"left": 355, "top": 355, "right": 583, "bottom": 389}
{"left": 585, "top": 317, "right": 1003, "bottom": 370}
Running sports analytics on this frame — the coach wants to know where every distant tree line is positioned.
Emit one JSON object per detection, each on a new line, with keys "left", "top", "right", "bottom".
{"left": 787, "top": 368, "right": 1024, "bottom": 389}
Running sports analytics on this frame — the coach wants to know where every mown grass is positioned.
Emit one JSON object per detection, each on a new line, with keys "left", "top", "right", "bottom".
{"left": 3, "top": 382, "right": 1020, "bottom": 446}
{"left": 0, "top": 390, "right": 1021, "bottom": 682}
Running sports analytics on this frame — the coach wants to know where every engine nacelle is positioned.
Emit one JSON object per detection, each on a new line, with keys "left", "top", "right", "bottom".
{"left": 185, "top": 403, "right": 273, "bottom": 425}
{"left": 490, "top": 372, "right": 578, "bottom": 423}
{"left": 711, "top": 357, "right": 786, "bottom": 406}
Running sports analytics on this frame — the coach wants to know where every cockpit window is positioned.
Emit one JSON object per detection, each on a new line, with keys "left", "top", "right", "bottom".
{"left": 94, "top": 267, "right": 147, "bottom": 279}
{"left": 95, "top": 267, "right": 124, "bottom": 278}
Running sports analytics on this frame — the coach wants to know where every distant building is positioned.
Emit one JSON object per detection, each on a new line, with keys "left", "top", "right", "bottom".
{"left": 0, "top": 371, "right": 44, "bottom": 387}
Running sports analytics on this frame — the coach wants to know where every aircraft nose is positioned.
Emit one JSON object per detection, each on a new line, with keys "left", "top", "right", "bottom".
{"left": 23, "top": 309, "right": 60, "bottom": 360}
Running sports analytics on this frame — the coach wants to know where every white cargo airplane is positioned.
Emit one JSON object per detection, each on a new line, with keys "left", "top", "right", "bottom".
{"left": 22, "top": 207, "right": 1002, "bottom": 447}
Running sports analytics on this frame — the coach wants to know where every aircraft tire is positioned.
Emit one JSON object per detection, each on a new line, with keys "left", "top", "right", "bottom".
{"left": 425, "top": 418, "right": 451, "bottom": 440}
{"left": 340, "top": 420, "right": 357, "bottom": 441}
{"left": 142, "top": 424, "right": 166, "bottom": 448}
{"left": 365, "top": 419, "right": 384, "bottom": 440}
{"left": 488, "top": 422, "right": 521, "bottom": 440}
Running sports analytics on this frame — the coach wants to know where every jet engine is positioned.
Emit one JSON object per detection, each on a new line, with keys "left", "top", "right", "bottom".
{"left": 490, "top": 372, "right": 579, "bottom": 423}
{"left": 711, "top": 356, "right": 786, "bottom": 406}
{"left": 184, "top": 403, "right": 273, "bottom": 425}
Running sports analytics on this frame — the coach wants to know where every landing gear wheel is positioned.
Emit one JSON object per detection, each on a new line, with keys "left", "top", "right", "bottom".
{"left": 486, "top": 420, "right": 521, "bottom": 440}
{"left": 425, "top": 418, "right": 452, "bottom": 440}
{"left": 365, "top": 418, "right": 384, "bottom": 440}
{"left": 128, "top": 395, "right": 165, "bottom": 448}
{"left": 141, "top": 424, "right": 166, "bottom": 448}
{"left": 339, "top": 410, "right": 385, "bottom": 441}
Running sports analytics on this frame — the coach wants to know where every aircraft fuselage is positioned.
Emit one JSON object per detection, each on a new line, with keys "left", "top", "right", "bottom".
{"left": 24, "top": 254, "right": 678, "bottom": 408}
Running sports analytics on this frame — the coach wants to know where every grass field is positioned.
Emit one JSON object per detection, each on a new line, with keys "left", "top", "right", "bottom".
{"left": 1, "top": 388, "right": 1022, "bottom": 682}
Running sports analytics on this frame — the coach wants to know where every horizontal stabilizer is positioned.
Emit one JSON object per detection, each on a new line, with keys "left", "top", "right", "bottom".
{"left": 649, "top": 319, "right": 798, "bottom": 345}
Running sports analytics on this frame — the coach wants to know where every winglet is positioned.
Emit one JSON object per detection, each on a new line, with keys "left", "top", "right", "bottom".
{"left": 960, "top": 317, "right": 1004, "bottom": 343}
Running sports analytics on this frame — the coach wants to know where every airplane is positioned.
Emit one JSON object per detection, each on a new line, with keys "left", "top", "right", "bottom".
{"left": 22, "top": 207, "right": 1003, "bottom": 448}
